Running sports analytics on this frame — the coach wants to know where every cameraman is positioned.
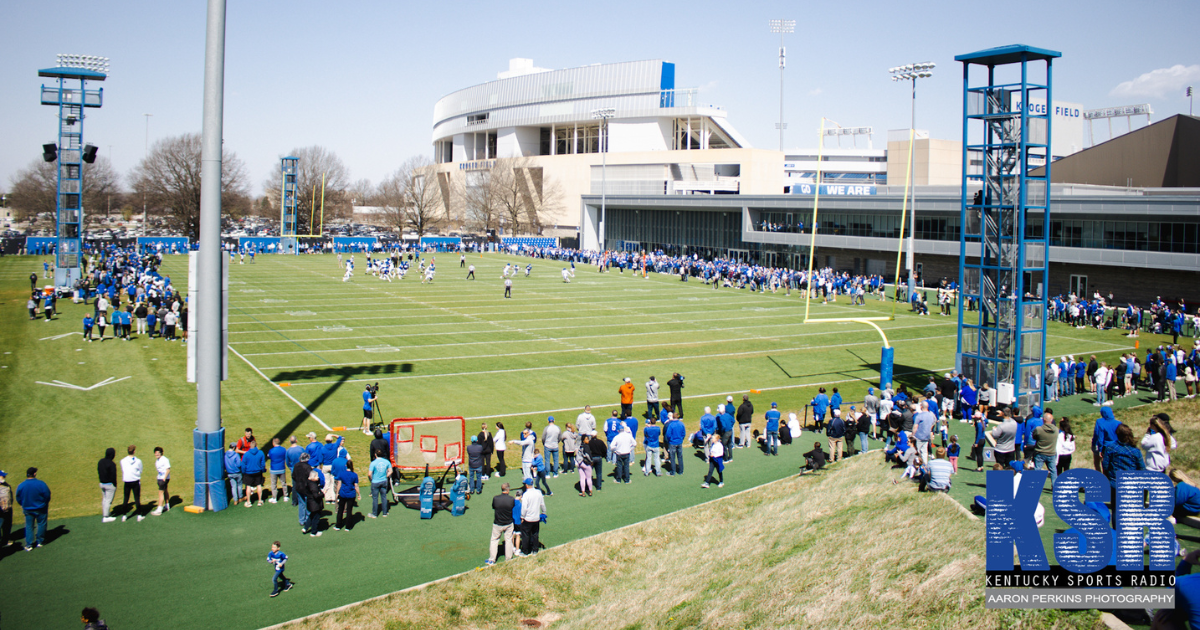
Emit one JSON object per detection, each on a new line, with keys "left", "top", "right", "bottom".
{"left": 360, "top": 385, "right": 378, "bottom": 435}
{"left": 667, "top": 373, "right": 685, "bottom": 419}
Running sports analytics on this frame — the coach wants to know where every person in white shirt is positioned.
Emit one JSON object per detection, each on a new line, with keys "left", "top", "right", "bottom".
{"left": 576, "top": 406, "right": 597, "bottom": 437}
{"left": 1140, "top": 414, "right": 1176, "bottom": 473}
{"left": 1055, "top": 417, "right": 1077, "bottom": 475}
{"left": 1094, "top": 363, "right": 1112, "bottom": 406}
{"left": 645, "top": 377, "right": 660, "bottom": 420}
{"left": 702, "top": 434, "right": 725, "bottom": 488}
{"left": 518, "top": 479, "right": 545, "bottom": 556}
{"left": 510, "top": 429, "right": 535, "bottom": 481}
{"left": 492, "top": 422, "right": 507, "bottom": 478}
{"left": 120, "top": 445, "right": 145, "bottom": 522}
{"left": 609, "top": 426, "right": 637, "bottom": 484}
{"left": 152, "top": 447, "right": 171, "bottom": 515}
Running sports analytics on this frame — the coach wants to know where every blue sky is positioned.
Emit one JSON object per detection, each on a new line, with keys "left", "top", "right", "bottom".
{"left": 3, "top": 0, "right": 1197, "bottom": 195}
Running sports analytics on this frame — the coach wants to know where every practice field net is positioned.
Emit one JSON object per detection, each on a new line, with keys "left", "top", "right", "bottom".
{"left": 389, "top": 417, "right": 466, "bottom": 471}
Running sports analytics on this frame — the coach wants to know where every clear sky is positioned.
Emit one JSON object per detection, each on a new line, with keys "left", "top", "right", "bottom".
{"left": 3, "top": 0, "right": 1197, "bottom": 196}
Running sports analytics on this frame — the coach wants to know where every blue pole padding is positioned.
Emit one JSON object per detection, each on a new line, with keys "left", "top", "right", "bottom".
{"left": 193, "top": 427, "right": 227, "bottom": 511}
{"left": 880, "top": 346, "right": 895, "bottom": 390}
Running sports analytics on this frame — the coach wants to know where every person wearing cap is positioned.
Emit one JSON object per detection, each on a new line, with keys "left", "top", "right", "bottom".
{"left": 862, "top": 388, "right": 880, "bottom": 439}
{"left": 0, "top": 470, "right": 12, "bottom": 546}
{"left": 16, "top": 467, "right": 50, "bottom": 550}
{"left": 736, "top": 394, "right": 754, "bottom": 449}
{"left": 224, "top": 443, "right": 243, "bottom": 506}
{"left": 466, "top": 436, "right": 485, "bottom": 496}
{"left": 618, "top": 378, "right": 635, "bottom": 419}
{"left": 542, "top": 417, "right": 561, "bottom": 478}
{"left": 764, "top": 403, "right": 781, "bottom": 456}
{"left": 518, "top": 477, "right": 545, "bottom": 556}
{"left": 826, "top": 408, "right": 846, "bottom": 462}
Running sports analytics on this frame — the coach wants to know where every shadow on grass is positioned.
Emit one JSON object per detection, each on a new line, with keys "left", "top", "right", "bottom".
{"left": 267, "top": 363, "right": 414, "bottom": 442}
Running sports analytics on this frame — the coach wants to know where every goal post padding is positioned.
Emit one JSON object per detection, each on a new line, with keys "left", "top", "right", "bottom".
{"left": 389, "top": 417, "right": 466, "bottom": 471}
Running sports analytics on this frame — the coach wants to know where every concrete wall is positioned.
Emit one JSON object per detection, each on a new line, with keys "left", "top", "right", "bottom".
{"left": 887, "top": 138, "right": 963, "bottom": 185}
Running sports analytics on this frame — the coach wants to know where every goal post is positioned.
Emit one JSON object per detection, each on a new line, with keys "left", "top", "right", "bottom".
{"left": 389, "top": 417, "right": 467, "bottom": 472}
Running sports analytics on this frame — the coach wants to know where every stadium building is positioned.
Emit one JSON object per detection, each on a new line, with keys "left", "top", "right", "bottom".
{"left": 429, "top": 59, "right": 783, "bottom": 237}
{"left": 583, "top": 114, "right": 1200, "bottom": 305}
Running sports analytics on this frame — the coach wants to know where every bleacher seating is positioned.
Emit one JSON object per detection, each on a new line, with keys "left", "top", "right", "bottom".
{"left": 501, "top": 237, "right": 558, "bottom": 248}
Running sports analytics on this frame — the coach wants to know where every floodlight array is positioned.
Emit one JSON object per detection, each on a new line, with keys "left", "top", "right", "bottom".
{"left": 56, "top": 54, "right": 110, "bottom": 74}
{"left": 769, "top": 18, "right": 796, "bottom": 33}
{"left": 889, "top": 62, "right": 934, "bottom": 81}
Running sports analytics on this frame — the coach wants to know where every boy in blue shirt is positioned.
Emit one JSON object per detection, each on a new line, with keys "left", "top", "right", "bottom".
{"left": 267, "top": 541, "right": 293, "bottom": 597}
{"left": 531, "top": 449, "right": 552, "bottom": 496}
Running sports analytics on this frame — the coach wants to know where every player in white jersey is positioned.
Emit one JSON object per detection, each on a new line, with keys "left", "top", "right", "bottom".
{"left": 342, "top": 259, "right": 354, "bottom": 282}
{"left": 524, "top": 263, "right": 532, "bottom": 277}
{"left": 562, "top": 267, "right": 571, "bottom": 283}
{"left": 422, "top": 263, "right": 436, "bottom": 284}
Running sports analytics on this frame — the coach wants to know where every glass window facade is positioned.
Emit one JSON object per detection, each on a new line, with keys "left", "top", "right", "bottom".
{"left": 605, "top": 207, "right": 745, "bottom": 256}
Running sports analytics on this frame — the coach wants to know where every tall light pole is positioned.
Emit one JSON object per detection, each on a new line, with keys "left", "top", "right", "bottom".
{"left": 143, "top": 113, "right": 152, "bottom": 235}
{"left": 889, "top": 62, "right": 934, "bottom": 298}
{"left": 770, "top": 19, "right": 795, "bottom": 151}
{"left": 1188, "top": 86, "right": 1194, "bottom": 116}
{"left": 591, "top": 107, "right": 615, "bottom": 250}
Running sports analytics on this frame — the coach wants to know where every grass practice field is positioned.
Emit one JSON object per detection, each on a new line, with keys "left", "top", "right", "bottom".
{"left": 0, "top": 252, "right": 1182, "bottom": 629}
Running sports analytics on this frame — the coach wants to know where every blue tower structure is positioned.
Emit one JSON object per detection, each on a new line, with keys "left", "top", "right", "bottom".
{"left": 955, "top": 45, "right": 1060, "bottom": 412}
{"left": 38, "top": 54, "right": 107, "bottom": 286}
{"left": 280, "top": 156, "right": 299, "bottom": 254}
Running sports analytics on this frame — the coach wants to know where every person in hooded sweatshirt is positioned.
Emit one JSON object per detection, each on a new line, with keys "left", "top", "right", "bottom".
{"left": 97, "top": 448, "right": 118, "bottom": 523}
{"left": 1092, "top": 406, "right": 1122, "bottom": 473}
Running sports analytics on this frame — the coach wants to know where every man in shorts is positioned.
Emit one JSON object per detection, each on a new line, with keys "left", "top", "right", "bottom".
{"left": 152, "top": 447, "right": 171, "bottom": 515}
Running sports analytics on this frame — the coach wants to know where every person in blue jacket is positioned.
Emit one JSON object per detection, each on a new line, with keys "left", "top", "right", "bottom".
{"left": 699, "top": 407, "right": 716, "bottom": 438}
{"left": 16, "top": 467, "right": 51, "bottom": 550}
{"left": 717, "top": 405, "right": 735, "bottom": 462}
{"left": 664, "top": 412, "right": 686, "bottom": 476}
{"left": 304, "top": 432, "right": 322, "bottom": 462}
{"left": 241, "top": 439, "right": 267, "bottom": 506}
{"left": 224, "top": 443, "right": 243, "bottom": 505}
{"left": 830, "top": 388, "right": 842, "bottom": 414}
{"left": 642, "top": 418, "right": 663, "bottom": 476}
{"left": 811, "top": 389, "right": 830, "bottom": 430}
{"left": 604, "top": 412, "right": 622, "bottom": 464}
{"left": 1172, "top": 470, "right": 1200, "bottom": 520}
{"left": 764, "top": 403, "right": 781, "bottom": 456}
{"left": 1091, "top": 406, "right": 1121, "bottom": 471}
{"left": 267, "top": 438, "right": 288, "bottom": 503}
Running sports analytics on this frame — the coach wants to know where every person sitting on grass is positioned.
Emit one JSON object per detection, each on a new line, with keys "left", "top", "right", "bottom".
{"left": 896, "top": 455, "right": 925, "bottom": 484}
{"left": 801, "top": 442, "right": 828, "bottom": 474}
{"left": 884, "top": 429, "right": 912, "bottom": 465}
{"left": 1171, "top": 469, "right": 1200, "bottom": 522}
{"left": 918, "top": 447, "right": 954, "bottom": 492}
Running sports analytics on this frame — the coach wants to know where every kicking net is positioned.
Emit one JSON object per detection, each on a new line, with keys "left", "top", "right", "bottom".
{"left": 389, "top": 417, "right": 466, "bottom": 471}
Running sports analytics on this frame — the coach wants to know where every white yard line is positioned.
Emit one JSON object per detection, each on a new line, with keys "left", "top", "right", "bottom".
{"left": 229, "top": 346, "right": 330, "bottom": 430}
{"left": 238, "top": 321, "right": 955, "bottom": 358}
{"left": 281, "top": 333, "right": 957, "bottom": 384}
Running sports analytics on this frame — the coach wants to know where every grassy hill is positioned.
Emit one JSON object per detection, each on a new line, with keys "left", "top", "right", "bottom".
{"left": 277, "top": 452, "right": 1101, "bottom": 630}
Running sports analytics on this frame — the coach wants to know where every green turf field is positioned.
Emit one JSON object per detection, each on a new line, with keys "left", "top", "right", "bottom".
{"left": 0, "top": 252, "right": 1178, "bottom": 629}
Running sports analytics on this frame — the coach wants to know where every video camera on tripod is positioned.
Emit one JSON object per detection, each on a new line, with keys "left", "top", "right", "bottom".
{"left": 367, "top": 382, "right": 386, "bottom": 433}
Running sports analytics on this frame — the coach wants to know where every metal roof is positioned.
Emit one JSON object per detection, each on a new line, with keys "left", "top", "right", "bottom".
{"left": 38, "top": 67, "right": 107, "bottom": 81}
{"left": 954, "top": 44, "right": 1061, "bottom": 66}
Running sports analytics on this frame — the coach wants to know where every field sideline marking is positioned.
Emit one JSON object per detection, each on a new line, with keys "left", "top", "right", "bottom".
{"left": 229, "top": 346, "right": 330, "bottom": 430}
{"left": 239, "top": 321, "right": 955, "bottom": 358}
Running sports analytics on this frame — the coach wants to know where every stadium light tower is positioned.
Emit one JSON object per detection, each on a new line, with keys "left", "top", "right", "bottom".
{"left": 38, "top": 54, "right": 108, "bottom": 287}
{"left": 770, "top": 19, "right": 795, "bottom": 151}
{"left": 591, "top": 107, "right": 615, "bottom": 248}
{"left": 1188, "top": 86, "right": 1194, "bottom": 116}
{"left": 889, "top": 61, "right": 935, "bottom": 298}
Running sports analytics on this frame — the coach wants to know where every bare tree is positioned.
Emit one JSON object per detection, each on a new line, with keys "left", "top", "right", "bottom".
{"left": 128, "top": 133, "right": 250, "bottom": 240}
{"left": 7, "top": 156, "right": 124, "bottom": 223}
{"left": 263, "top": 146, "right": 350, "bottom": 234}
{"left": 485, "top": 157, "right": 562, "bottom": 235}
{"left": 348, "top": 178, "right": 376, "bottom": 207}
{"left": 378, "top": 156, "right": 444, "bottom": 238}
{"left": 462, "top": 166, "right": 500, "bottom": 233}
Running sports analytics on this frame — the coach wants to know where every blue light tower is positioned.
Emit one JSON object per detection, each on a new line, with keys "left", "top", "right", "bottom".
{"left": 280, "top": 156, "right": 299, "bottom": 254}
{"left": 955, "top": 45, "right": 1060, "bottom": 412}
{"left": 39, "top": 54, "right": 107, "bottom": 286}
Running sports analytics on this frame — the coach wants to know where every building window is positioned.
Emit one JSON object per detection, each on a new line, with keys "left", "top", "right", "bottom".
{"left": 553, "top": 123, "right": 601, "bottom": 155}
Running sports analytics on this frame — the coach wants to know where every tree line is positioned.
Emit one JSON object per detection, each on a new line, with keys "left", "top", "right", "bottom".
{"left": 5, "top": 133, "right": 562, "bottom": 240}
